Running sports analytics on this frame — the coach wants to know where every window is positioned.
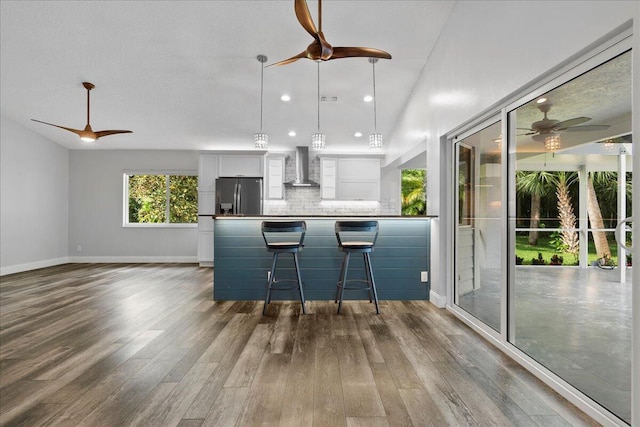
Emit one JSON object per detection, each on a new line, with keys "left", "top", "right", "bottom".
{"left": 124, "top": 173, "right": 198, "bottom": 226}
{"left": 401, "top": 169, "right": 426, "bottom": 216}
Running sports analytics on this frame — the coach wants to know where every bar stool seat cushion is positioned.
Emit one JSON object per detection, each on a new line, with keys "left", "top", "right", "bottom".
{"left": 340, "top": 241, "right": 374, "bottom": 250}
{"left": 266, "top": 241, "right": 303, "bottom": 251}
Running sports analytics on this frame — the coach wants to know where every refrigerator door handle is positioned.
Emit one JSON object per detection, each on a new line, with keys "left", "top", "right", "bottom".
{"left": 233, "top": 182, "right": 242, "bottom": 215}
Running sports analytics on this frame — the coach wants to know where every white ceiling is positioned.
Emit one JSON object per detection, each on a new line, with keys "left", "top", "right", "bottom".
{"left": 0, "top": 0, "right": 456, "bottom": 153}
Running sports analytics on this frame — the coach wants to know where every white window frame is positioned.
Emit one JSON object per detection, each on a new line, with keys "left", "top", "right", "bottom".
{"left": 123, "top": 170, "right": 198, "bottom": 228}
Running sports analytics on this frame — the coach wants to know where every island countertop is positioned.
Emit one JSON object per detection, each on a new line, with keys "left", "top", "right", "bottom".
{"left": 212, "top": 216, "right": 431, "bottom": 302}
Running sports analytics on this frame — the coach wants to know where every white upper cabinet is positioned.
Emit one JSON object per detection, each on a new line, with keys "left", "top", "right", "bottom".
{"left": 267, "top": 156, "right": 285, "bottom": 199}
{"left": 320, "top": 158, "right": 337, "bottom": 199}
{"left": 218, "top": 154, "right": 264, "bottom": 177}
{"left": 198, "top": 154, "right": 218, "bottom": 192}
{"left": 337, "top": 158, "right": 380, "bottom": 201}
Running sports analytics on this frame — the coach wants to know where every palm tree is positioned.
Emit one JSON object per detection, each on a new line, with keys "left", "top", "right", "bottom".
{"left": 402, "top": 169, "right": 426, "bottom": 216}
{"left": 515, "top": 171, "right": 557, "bottom": 245}
{"left": 587, "top": 172, "right": 612, "bottom": 262}
{"left": 555, "top": 172, "right": 579, "bottom": 261}
{"left": 590, "top": 171, "right": 632, "bottom": 228}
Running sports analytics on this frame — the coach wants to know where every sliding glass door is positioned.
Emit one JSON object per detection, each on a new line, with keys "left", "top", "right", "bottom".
{"left": 454, "top": 120, "right": 503, "bottom": 333}
{"left": 509, "top": 49, "right": 632, "bottom": 424}
{"left": 451, "top": 41, "right": 632, "bottom": 424}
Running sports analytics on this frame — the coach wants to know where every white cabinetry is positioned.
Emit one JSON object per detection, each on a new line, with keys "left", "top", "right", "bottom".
{"left": 218, "top": 155, "right": 264, "bottom": 177}
{"left": 198, "top": 154, "right": 218, "bottom": 267}
{"left": 320, "top": 158, "right": 337, "bottom": 199}
{"left": 337, "top": 158, "right": 380, "bottom": 201}
{"left": 266, "top": 156, "right": 285, "bottom": 199}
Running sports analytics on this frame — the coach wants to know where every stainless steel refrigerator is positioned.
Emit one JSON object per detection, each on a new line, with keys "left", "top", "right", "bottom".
{"left": 215, "top": 177, "right": 263, "bottom": 215}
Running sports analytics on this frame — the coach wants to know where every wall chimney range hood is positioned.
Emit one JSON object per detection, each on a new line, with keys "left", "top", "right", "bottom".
{"left": 285, "top": 146, "right": 320, "bottom": 187}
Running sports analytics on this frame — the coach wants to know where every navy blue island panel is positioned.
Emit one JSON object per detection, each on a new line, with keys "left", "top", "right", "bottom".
{"left": 213, "top": 217, "right": 430, "bottom": 301}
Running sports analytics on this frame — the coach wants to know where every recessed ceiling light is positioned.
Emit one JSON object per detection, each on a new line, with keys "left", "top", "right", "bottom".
{"left": 363, "top": 95, "right": 373, "bottom": 102}
{"left": 536, "top": 97, "right": 547, "bottom": 104}
{"left": 288, "top": 130, "right": 296, "bottom": 137}
{"left": 354, "top": 132, "right": 363, "bottom": 138}
{"left": 281, "top": 94, "right": 291, "bottom": 102}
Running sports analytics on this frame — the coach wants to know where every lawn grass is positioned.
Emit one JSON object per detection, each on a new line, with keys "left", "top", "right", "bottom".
{"left": 515, "top": 233, "right": 621, "bottom": 266}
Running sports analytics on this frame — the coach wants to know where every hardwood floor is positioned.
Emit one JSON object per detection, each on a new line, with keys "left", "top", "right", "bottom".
{"left": 0, "top": 264, "right": 599, "bottom": 426}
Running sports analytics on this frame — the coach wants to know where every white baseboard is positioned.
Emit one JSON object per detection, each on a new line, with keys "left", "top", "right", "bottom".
{"left": 1, "top": 256, "right": 198, "bottom": 276}
{"left": 1, "top": 257, "right": 69, "bottom": 276}
{"left": 429, "top": 290, "right": 446, "bottom": 308}
{"left": 67, "top": 256, "right": 198, "bottom": 263}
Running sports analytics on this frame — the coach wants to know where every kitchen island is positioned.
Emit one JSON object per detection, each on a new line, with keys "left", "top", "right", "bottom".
{"left": 212, "top": 216, "right": 431, "bottom": 301}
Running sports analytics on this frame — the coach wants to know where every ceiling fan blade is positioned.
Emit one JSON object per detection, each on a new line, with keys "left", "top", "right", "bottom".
{"left": 31, "top": 119, "right": 83, "bottom": 136}
{"left": 554, "top": 116, "right": 591, "bottom": 130}
{"left": 269, "top": 51, "right": 307, "bottom": 66}
{"left": 563, "top": 124, "right": 611, "bottom": 132}
{"left": 95, "top": 130, "right": 133, "bottom": 138}
{"left": 294, "top": 0, "right": 318, "bottom": 38}
{"left": 330, "top": 46, "right": 392, "bottom": 60}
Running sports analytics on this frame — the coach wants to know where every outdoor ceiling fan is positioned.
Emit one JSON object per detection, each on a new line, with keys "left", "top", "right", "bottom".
{"left": 271, "top": 0, "right": 392, "bottom": 66}
{"left": 518, "top": 103, "right": 610, "bottom": 143}
{"left": 32, "top": 82, "right": 132, "bottom": 142}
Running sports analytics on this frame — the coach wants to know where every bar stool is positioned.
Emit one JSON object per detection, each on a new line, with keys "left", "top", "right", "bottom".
{"left": 334, "top": 220, "right": 380, "bottom": 314}
{"left": 261, "top": 221, "right": 307, "bottom": 315}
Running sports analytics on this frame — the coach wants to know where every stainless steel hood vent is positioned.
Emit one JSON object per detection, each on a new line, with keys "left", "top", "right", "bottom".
{"left": 285, "top": 146, "right": 320, "bottom": 187}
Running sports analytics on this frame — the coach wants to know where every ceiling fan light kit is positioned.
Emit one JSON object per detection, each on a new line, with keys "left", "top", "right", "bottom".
{"left": 254, "top": 54, "right": 269, "bottom": 150}
{"left": 31, "top": 81, "right": 132, "bottom": 143}
{"left": 544, "top": 133, "right": 561, "bottom": 152}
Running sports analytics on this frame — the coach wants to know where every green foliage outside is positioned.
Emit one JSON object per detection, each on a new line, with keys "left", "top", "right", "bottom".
{"left": 514, "top": 170, "right": 632, "bottom": 266}
{"left": 401, "top": 169, "right": 426, "bottom": 216}
{"left": 128, "top": 175, "right": 198, "bottom": 224}
{"left": 515, "top": 234, "right": 620, "bottom": 266}
{"left": 168, "top": 175, "right": 199, "bottom": 223}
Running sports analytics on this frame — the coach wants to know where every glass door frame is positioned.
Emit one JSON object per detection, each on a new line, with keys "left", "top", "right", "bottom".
{"left": 450, "top": 114, "right": 507, "bottom": 344}
{"left": 444, "top": 26, "right": 634, "bottom": 426}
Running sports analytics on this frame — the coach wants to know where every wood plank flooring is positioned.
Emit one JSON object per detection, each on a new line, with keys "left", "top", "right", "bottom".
{"left": 0, "top": 264, "right": 599, "bottom": 426}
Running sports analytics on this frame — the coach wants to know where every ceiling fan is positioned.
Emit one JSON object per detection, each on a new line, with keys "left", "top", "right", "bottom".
{"left": 32, "top": 82, "right": 132, "bottom": 142}
{"left": 518, "top": 103, "right": 610, "bottom": 142}
{"left": 271, "top": 0, "right": 392, "bottom": 66}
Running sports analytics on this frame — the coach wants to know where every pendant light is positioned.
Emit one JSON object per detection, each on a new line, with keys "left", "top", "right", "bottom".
{"left": 311, "top": 61, "right": 326, "bottom": 150}
{"left": 368, "top": 57, "right": 382, "bottom": 150}
{"left": 254, "top": 54, "right": 268, "bottom": 149}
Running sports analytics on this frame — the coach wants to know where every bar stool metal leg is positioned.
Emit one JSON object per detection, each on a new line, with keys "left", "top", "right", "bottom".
{"left": 365, "top": 252, "right": 380, "bottom": 314}
{"left": 363, "top": 254, "right": 373, "bottom": 303}
{"left": 337, "top": 253, "right": 351, "bottom": 314}
{"left": 335, "top": 253, "right": 348, "bottom": 303}
{"left": 293, "top": 253, "right": 306, "bottom": 314}
{"left": 264, "top": 253, "right": 279, "bottom": 315}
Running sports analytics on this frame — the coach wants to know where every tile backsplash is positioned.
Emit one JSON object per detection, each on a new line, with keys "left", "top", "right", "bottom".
{"left": 263, "top": 154, "right": 397, "bottom": 216}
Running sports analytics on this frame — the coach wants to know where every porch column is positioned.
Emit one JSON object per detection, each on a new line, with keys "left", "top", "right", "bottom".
{"left": 618, "top": 148, "right": 627, "bottom": 283}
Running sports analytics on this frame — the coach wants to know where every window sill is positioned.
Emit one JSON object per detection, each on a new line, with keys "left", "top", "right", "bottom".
{"left": 123, "top": 223, "right": 198, "bottom": 229}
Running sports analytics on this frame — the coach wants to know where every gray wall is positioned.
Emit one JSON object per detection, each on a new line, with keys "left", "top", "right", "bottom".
{"left": 68, "top": 150, "right": 199, "bottom": 262}
{"left": 0, "top": 116, "right": 69, "bottom": 275}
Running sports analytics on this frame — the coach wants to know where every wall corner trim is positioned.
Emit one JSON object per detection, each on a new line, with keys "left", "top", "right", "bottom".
{"left": 429, "top": 290, "right": 446, "bottom": 308}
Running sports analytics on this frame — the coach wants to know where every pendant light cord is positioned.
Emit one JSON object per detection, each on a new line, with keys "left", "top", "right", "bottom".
{"left": 372, "top": 59, "right": 377, "bottom": 131}
{"left": 317, "top": 62, "right": 320, "bottom": 132}
{"left": 260, "top": 59, "right": 265, "bottom": 132}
